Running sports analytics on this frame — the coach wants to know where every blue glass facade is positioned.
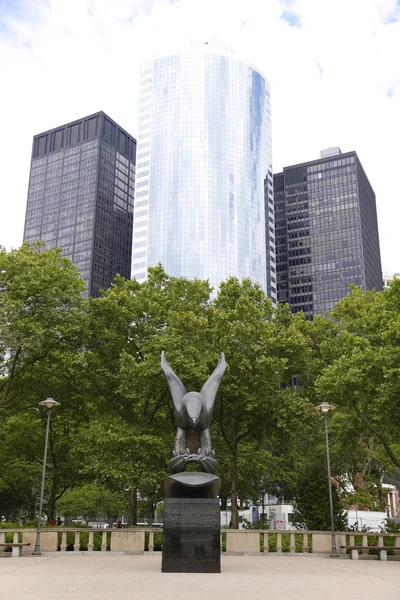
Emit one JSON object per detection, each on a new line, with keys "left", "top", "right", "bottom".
{"left": 132, "top": 46, "right": 274, "bottom": 295}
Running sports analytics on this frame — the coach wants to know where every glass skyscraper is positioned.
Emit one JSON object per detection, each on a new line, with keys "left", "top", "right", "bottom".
{"left": 132, "top": 41, "right": 275, "bottom": 298}
{"left": 274, "top": 148, "right": 382, "bottom": 317}
{"left": 24, "top": 112, "right": 136, "bottom": 297}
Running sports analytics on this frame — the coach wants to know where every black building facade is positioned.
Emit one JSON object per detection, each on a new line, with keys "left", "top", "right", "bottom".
{"left": 24, "top": 111, "right": 136, "bottom": 297}
{"left": 273, "top": 148, "right": 382, "bottom": 317}
{"left": 264, "top": 166, "right": 277, "bottom": 302}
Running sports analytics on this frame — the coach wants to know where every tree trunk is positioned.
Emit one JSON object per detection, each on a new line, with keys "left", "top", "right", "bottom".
{"left": 127, "top": 487, "right": 137, "bottom": 526}
{"left": 150, "top": 502, "right": 155, "bottom": 526}
{"left": 230, "top": 450, "right": 239, "bottom": 529}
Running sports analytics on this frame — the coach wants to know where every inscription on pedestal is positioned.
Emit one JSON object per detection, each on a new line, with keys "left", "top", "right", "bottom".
{"left": 162, "top": 498, "right": 220, "bottom": 573}
{"left": 165, "top": 503, "right": 217, "bottom": 527}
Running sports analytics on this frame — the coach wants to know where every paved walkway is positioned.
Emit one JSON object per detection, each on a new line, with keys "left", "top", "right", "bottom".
{"left": 0, "top": 554, "right": 399, "bottom": 600}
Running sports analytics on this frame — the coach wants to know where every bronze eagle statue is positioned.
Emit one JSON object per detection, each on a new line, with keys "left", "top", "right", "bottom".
{"left": 161, "top": 351, "right": 226, "bottom": 474}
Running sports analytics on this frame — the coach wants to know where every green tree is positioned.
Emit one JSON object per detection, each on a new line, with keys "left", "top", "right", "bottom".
{"left": 315, "top": 282, "right": 400, "bottom": 471}
{"left": 77, "top": 415, "right": 166, "bottom": 526}
{"left": 0, "top": 412, "right": 40, "bottom": 520}
{"left": 0, "top": 244, "right": 91, "bottom": 520}
{"left": 209, "top": 278, "right": 315, "bottom": 528}
{"left": 285, "top": 286, "right": 400, "bottom": 513}
{"left": 56, "top": 483, "right": 126, "bottom": 523}
{"left": 82, "top": 266, "right": 214, "bottom": 523}
{"left": 0, "top": 243, "right": 86, "bottom": 412}
{"left": 0, "top": 394, "right": 94, "bottom": 522}
{"left": 326, "top": 409, "right": 390, "bottom": 512}
{"left": 291, "top": 461, "right": 348, "bottom": 531}
{"left": 82, "top": 270, "right": 317, "bottom": 528}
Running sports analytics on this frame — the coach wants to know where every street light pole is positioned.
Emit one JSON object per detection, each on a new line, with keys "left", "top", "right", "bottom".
{"left": 32, "top": 398, "right": 60, "bottom": 556}
{"left": 315, "top": 402, "right": 339, "bottom": 558}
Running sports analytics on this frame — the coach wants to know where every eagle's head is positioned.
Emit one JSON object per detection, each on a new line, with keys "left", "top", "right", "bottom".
{"left": 182, "top": 392, "right": 205, "bottom": 428}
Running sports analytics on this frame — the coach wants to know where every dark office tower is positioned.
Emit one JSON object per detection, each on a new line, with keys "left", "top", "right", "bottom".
{"left": 264, "top": 169, "right": 277, "bottom": 301}
{"left": 273, "top": 172, "right": 289, "bottom": 305}
{"left": 273, "top": 148, "right": 382, "bottom": 317}
{"left": 24, "top": 112, "right": 136, "bottom": 297}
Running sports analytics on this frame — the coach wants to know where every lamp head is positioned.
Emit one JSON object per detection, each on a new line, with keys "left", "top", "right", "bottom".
{"left": 315, "top": 402, "right": 335, "bottom": 415}
{"left": 39, "top": 398, "right": 60, "bottom": 410}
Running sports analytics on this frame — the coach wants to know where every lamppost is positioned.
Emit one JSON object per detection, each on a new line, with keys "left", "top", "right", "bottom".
{"left": 32, "top": 398, "right": 60, "bottom": 555}
{"left": 315, "top": 402, "right": 339, "bottom": 558}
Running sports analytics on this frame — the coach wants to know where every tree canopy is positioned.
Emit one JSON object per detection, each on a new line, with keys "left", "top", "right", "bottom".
{"left": 1, "top": 244, "right": 399, "bottom": 529}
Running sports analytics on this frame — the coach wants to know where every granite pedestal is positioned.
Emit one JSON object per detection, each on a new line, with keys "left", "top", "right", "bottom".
{"left": 162, "top": 497, "right": 220, "bottom": 573}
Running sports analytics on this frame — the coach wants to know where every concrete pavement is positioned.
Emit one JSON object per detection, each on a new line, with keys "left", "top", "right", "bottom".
{"left": 0, "top": 553, "right": 399, "bottom": 600}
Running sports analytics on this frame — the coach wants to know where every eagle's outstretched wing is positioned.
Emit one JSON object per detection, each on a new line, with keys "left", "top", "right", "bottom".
{"left": 200, "top": 353, "right": 226, "bottom": 418}
{"left": 161, "top": 351, "right": 187, "bottom": 415}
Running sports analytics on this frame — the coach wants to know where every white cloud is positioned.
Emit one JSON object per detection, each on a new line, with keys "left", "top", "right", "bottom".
{"left": 0, "top": 0, "right": 399, "bottom": 273}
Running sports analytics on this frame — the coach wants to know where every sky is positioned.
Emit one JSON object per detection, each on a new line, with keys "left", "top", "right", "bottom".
{"left": 0, "top": 0, "right": 399, "bottom": 273}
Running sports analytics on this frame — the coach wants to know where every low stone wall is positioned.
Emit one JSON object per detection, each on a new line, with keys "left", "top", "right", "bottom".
{"left": 22, "top": 530, "right": 59, "bottom": 552}
{"left": 311, "top": 533, "right": 347, "bottom": 555}
{"left": 1, "top": 528, "right": 399, "bottom": 558}
{"left": 110, "top": 531, "right": 145, "bottom": 553}
{"left": 226, "top": 531, "right": 260, "bottom": 553}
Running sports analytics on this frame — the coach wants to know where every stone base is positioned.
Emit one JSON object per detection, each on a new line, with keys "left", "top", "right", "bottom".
{"left": 164, "top": 472, "right": 221, "bottom": 499}
{"left": 22, "top": 531, "right": 58, "bottom": 552}
{"left": 162, "top": 498, "right": 220, "bottom": 573}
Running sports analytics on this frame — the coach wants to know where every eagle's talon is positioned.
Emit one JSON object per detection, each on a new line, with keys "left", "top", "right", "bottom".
{"left": 203, "top": 447, "right": 213, "bottom": 456}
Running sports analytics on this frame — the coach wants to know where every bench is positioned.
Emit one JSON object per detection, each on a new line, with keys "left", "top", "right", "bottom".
{"left": 341, "top": 545, "right": 400, "bottom": 561}
{"left": 0, "top": 543, "right": 31, "bottom": 558}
